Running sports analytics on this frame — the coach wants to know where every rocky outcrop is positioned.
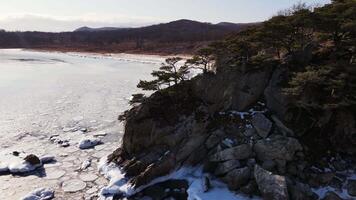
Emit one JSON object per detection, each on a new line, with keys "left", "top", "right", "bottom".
{"left": 192, "top": 67, "right": 273, "bottom": 111}
{"left": 209, "top": 144, "right": 252, "bottom": 162}
{"left": 105, "top": 65, "right": 356, "bottom": 199}
{"left": 252, "top": 113, "right": 272, "bottom": 138}
{"left": 254, "top": 165, "right": 289, "bottom": 200}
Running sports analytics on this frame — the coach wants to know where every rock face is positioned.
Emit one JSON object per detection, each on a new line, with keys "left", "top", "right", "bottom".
{"left": 192, "top": 67, "right": 273, "bottom": 111}
{"left": 254, "top": 135, "right": 302, "bottom": 161}
{"left": 209, "top": 144, "right": 252, "bottom": 162}
{"left": 106, "top": 65, "right": 356, "bottom": 199}
{"left": 254, "top": 165, "right": 289, "bottom": 200}
{"left": 252, "top": 114, "right": 272, "bottom": 138}
{"left": 222, "top": 167, "right": 251, "bottom": 190}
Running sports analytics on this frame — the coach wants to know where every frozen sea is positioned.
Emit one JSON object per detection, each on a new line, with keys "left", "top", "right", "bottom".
{"left": 0, "top": 49, "right": 162, "bottom": 199}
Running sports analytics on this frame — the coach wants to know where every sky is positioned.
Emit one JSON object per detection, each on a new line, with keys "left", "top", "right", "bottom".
{"left": 0, "top": 0, "right": 331, "bottom": 32}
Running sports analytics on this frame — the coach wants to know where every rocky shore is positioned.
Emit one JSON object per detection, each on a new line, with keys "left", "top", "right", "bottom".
{"left": 101, "top": 63, "right": 356, "bottom": 199}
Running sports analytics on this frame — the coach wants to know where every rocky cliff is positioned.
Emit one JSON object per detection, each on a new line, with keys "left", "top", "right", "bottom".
{"left": 103, "top": 62, "right": 356, "bottom": 199}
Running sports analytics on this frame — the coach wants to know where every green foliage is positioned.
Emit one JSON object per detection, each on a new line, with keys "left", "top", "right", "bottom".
{"left": 186, "top": 48, "right": 215, "bottom": 73}
{"left": 284, "top": 64, "right": 356, "bottom": 109}
{"left": 129, "top": 93, "right": 146, "bottom": 105}
{"left": 137, "top": 57, "right": 189, "bottom": 91}
{"left": 206, "top": 0, "right": 356, "bottom": 110}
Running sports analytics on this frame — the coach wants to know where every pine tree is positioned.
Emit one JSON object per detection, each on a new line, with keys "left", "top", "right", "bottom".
{"left": 137, "top": 57, "right": 189, "bottom": 91}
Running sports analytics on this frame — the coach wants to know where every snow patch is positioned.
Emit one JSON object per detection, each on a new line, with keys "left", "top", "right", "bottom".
{"left": 21, "top": 187, "right": 54, "bottom": 200}
{"left": 97, "top": 157, "right": 260, "bottom": 199}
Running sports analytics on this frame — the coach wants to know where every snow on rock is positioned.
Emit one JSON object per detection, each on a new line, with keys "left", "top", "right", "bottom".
{"left": 97, "top": 157, "right": 260, "bottom": 200}
{"left": 313, "top": 172, "right": 356, "bottom": 199}
{"left": 78, "top": 137, "right": 101, "bottom": 149}
{"left": 0, "top": 164, "right": 9, "bottom": 173}
{"left": 8, "top": 161, "right": 42, "bottom": 174}
{"left": 21, "top": 187, "right": 54, "bottom": 200}
{"left": 81, "top": 159, "right": 92, "bottom": 170}
{"left": 40, "top": 155, "right": 55, "bottom": 164}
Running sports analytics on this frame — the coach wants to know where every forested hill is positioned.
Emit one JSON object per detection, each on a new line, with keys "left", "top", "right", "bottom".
{"left": 0, "top": 19, "right": 258, "bottom": 55}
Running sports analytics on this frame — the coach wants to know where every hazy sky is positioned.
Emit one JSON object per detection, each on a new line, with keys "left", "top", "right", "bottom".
{"left": 0, "top": 0, "right": 331, "bottom": 32}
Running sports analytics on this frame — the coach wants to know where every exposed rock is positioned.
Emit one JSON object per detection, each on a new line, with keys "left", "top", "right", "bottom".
{"left": 252, "top": 114, "right": 272, "bottom": 138}
{"left": 264, "top": 68, "right": 291, "bottom": 119}
{"left": 288, "top": 181, "right": 315, "bottom": 200}
{"left": 205, "top": 129, "right": 224, "bottom": 149}
{"left": 214, "top": 160, "right": 241, "bottom": 176}
{"left": 271, "top": 115, "right": 294, "bottom": 136}
{"left": 254, "top": 165, "right": 289, "bottom": 200}
{"left": 202, "top": 176, "right": 211, "bottom": 192}
{"left": 133, "top": 179, "right": 188, "bottom": 200}
{"left": 222, "top": 167, "right": 251, "bottom": 190}
{"left": 318, "top": 173, "right": 335, "bottom": 185}
{"left": 193, "top": 67, "right": 272, "bottom": 111}
{"left": 22, "top": 187, "right": 54, "bottom": 200}
{"left": 209, "top": 144, "right": 252, "bottom": 162}
{"left": 24, "top": 154, "right": 41, "bottom": 165}
{"left": 254, "top": 135, "right": 302, "bottom": 161}
{"left": 40, "top": 155, "right": 55, "bottom": 164}
{"left": 240, "top": 180, "right": 259, "bottom": 196}
{"left": 0, "top": 164, "right": 9, "bottom": 174}
{"left": 262, "top": 160, "right": 276, "bottom": 171}
{"left": 347, "top": 179, "right": 356, "bottom": 196}
{"left": 78, "top": 138, "right": 101, "bottom": 149}
{"left": 8, "top": 155, "right": 43, "bottom": 174}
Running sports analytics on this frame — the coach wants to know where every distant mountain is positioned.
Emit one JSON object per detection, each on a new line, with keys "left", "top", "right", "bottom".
{"left": 0, "top": 19, "right": 260, "bottom": 54}
{"left": 73, "top": 19, "right": 257, "bottom": 33}
{"left": 74, "top": 26, "right": 126, "bottom": 32}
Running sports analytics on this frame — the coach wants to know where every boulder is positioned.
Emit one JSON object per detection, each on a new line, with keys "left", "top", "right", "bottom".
{"left": 264, "top": 68, "right": 291, "bottom": 119}
{"left": 24, "top": 154, "right": 41, "bottom": 165}
{"left": 288, "top": 181, "right": 315, "bottom": 200}
{"left": 262, "top": 160, "right": 276, "bottom": 171}
{"left": 214, "top": 160, "right": 241, "bottom": 176}
{"left": 254, "top": 165, "right": 289, "bottom": 200}
{"left": 252, "top": 114, "right": 272, "bottom": 138}
{"left": 40, "top": 155, "right": 55, "bottom": 164}
{"left": 193, "top": 67, "right": 272, "bottom": 111}
{"left": 209, "top": 144, "right": 252, "bottom": 162}
{"left": 347, "top": 179, "right": 356, "bottom": 196}
{"left": 78, "top": 138, "right": 101, "bottom": 149}
{"left": 222, "top": 167, "right": 251, "bottom": 190}
{"left": 254, "top": 135, "right": 302, "bottom": 162}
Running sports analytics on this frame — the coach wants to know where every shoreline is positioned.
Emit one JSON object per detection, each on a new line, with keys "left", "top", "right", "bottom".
{"left": 10, "top": 47, "right": 193, "bottom": 59}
